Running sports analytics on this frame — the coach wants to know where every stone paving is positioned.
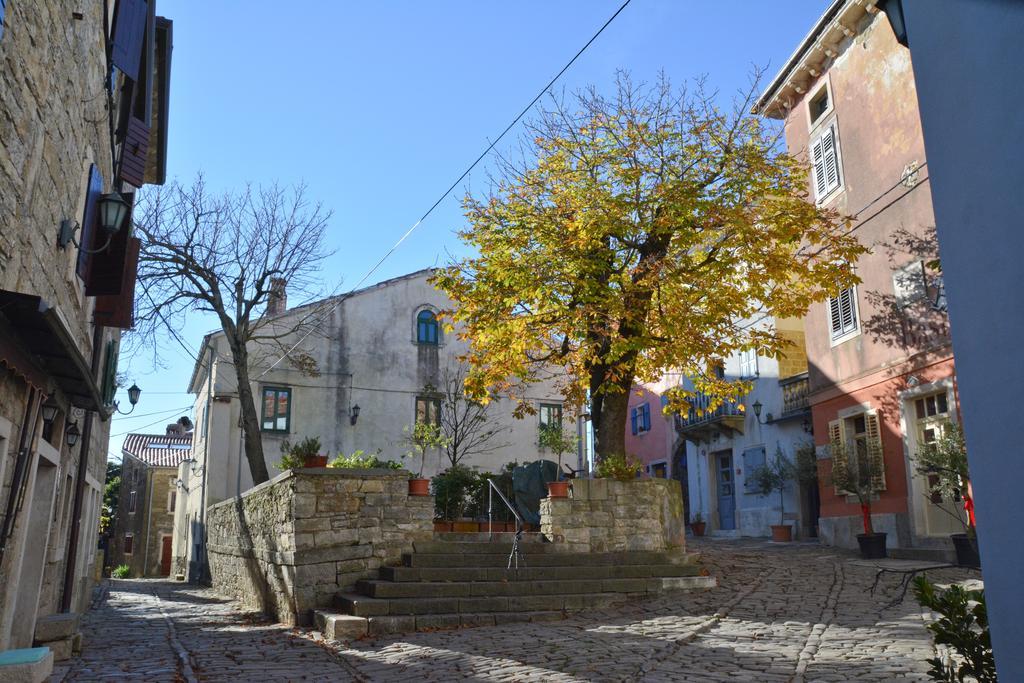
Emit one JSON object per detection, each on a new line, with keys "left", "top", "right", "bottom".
{"left": 55, "top": 538, "right": 976, "bottom": 682}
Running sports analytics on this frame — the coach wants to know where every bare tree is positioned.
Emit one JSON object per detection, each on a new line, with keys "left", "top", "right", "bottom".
{"left": 132, "top": 176, "right": 333, "bottom": 484}
{"left": 432, "top": 365, "right": 509, "bottom": 469}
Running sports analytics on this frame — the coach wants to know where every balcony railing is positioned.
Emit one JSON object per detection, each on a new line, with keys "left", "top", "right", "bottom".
{"left": 674, "top": 391, "right": 746, "bottom": 443}
{"left": 779, "top": 372, "right": 810, "bottom": 418}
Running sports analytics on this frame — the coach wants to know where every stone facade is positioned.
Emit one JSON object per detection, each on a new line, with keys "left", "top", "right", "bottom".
{"left": 206, "top": 469, "right": 432, "bottom": 626}
{"left": 109, "top": 463, "right": 179, "bottom": 577}
{"left": 540, "top": 478, "right": 686, "bottom": 554}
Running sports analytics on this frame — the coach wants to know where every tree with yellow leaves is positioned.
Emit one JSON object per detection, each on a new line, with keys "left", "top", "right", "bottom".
{"left": 433, "top": 74, "right": 865, "bottom": 461}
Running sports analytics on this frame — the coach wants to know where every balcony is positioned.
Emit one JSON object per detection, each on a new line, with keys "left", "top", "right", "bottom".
{"left": 674, "top": 392, "right": 746, "bottom": 445}
{"left": 779, "top": 373, "right": 810, "bottom": 419}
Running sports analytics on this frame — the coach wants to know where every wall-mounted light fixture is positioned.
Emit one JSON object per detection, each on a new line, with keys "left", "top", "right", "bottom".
{"left": 751, "top": 400, "right": 773, "bottom": 425}
{"left": 65, "top": 422, "right": 81, "bottom": 448}
{"left": 350, "top": 404, "right": 361, "bottom": 426}
{"left": 40, "top": 394, "right": 59, "bottom": 425}
{"left": 112, "top": 383, "right": 142, "bottom": 415}
{"left": 57, "top": 192, "right": 131, "bottom": 253}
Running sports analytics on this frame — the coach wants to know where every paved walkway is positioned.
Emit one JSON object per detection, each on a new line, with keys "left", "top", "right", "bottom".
{"left": 56, "top": 538, "right": 975, "bottom": 682}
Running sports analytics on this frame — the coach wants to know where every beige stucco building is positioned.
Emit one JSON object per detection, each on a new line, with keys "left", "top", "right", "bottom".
{"left": 172, "top": 269, "right": 567, "bottom": 581}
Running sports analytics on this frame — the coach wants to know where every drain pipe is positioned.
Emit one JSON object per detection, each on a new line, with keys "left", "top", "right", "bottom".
{"left": 0, "top": 388, "right": 42, "bottom": 565}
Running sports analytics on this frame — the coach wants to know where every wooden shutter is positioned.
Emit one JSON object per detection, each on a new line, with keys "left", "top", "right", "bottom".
{"left": 839, "top": 288, "right": 857, "bottom": 332}
{"left": 822, "top": 125, "right": 840, "bottom": 194}
{"left": 77, "top": 165, "right": 104, "bottom": 281}
{"left": 100, "top": 340, "right": 119, "bottom": 406}
{"left": 810, "top": 136, "right": 826, "bottom": 199}
{"left": 86, "top": 192, "right": 135, "bottom": 296}
{"left": 742, "top": 446, "right": 766, "bottom": 493}
{"left": 865, "top": 412, "right": 886, "bottom": 491}
{"left": 111, "top": 0, "right": 149, "bottom": 81}
{"left": 93, "top": 236, "right": 141, "bottom": 329}
{"left": 829, "top": 419, "right": 846, "bottom": 495}
{"left": 643, "top": 404, "right": 651, "bottom": 432}
{"left": 119, "top": 117, "right": 150, "bottom": 188}
{"left": 630, "top": 409, "right": 638, "bottom": 435}
{"left": 829, "top": 295, "right": 843, "bottom": 336}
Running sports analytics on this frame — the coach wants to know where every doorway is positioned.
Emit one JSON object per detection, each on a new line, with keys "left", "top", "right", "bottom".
{"left": 910, "top": 391, "right": 964, "bottom": 536}
{"left": 160, "top": 535, "right": 172, "bottom": 576}
{"left": 713, "top": 450, "right": 736, "bottom": 531}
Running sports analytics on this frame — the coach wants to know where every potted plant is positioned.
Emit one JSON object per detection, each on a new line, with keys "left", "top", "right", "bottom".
{"left": 277, "top": 436, "right": 326, "bottom": 469}
{"left": 431, "top": 465, "right": 480, "bottom": 531}
{"left": 690, "top": 512, "right": 706, "bottom": 537}
{"left": 750, "top": 446, "right": 796, "bottom": 542}
{"left": 594, "top": 453, "right": 643, "bottom": 481}
{"left": 328, "top": 449, "right": 404, "bottom": 470}
{"left": 538, "top": 422, "right": 577, "bottom": 498}
{"left": 913, "top": 423, "right": 979, "bottom": 568}
{"left": 829, "top": 439, "right": 887, "bottom": 559}
{"left": 403, "top": 421, "right": 450, "bottom": 496}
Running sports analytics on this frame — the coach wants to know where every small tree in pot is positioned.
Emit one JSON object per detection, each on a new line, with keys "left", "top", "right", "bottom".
{"left": 913, "top": 422, "right": 978, "bottom": 567}
{"left": 829, "top": 438, "right": 887, "bottom": 558}
{"left": 403, "top": 421, "right": 451, "bottom": 496}
{"left": 538, "top": 422, "right": 577, "bottom": 498}
{"left": 750, "top": 446, "right": 796, "bottom": 542}
{"left": 277, "top": 436, "right": 325, "bottom": 470}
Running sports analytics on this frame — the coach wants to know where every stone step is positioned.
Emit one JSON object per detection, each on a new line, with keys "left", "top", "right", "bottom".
{"left": 432, "top": 531, "right": 547, "bottom": 543}
{"left": 336, "top": 590, "right": 630, "bottom": 617}
{"left": 414, "top": 539, "right": 557, "bottom": 554}
{"left": 360, "top": 575, "right": 673, "bottom": 599}
{"left": 402, "top": 549, "right": 694, "bottom": 568}
{"left": 313, "top": 609, "right": 570, "bottom": 640}
{"left": 379, "top": 562, "right": 701, "bottom": 583}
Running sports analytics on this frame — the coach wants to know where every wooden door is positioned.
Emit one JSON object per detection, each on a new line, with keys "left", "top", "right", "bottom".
{"left": 716, "top": 452, "right": 736, "bottom": 531}
{"left": 160, "top": 535, "right": 172, "bottom": 576}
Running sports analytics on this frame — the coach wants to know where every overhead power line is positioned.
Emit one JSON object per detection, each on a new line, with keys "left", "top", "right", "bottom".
{"left": 255, "top": 0, "right": 634, "bottom": 380}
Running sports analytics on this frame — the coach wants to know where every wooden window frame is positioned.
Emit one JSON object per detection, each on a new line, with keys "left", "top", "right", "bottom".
{"left": 828, "top": 285, "right": 860, "bottom": 345}
{"left": 260, "top": 386, "right": 292, "bottom": 433}
{"left": 738, "top": 348, "right": 759, "bottom": 379}
{"left": 415, "top": 396, "right": 442, "bottom": 426}
{"left": 124, "top": 533, "right": 134, "bottom": 556}
{"left": 416, "top": 309, "right": 440, "bottom": 345}
{"left": 631, "top": 403, "right": 651, "bottom": 435}
{"left": 810, "top": 120, "right": 844, "bottom": 203}
{"left": 538, "top": 403, "right": 563, "bottom": 430}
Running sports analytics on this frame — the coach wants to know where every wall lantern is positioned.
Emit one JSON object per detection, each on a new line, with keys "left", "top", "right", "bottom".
{"left": 57, "top": 192, "right": 132, "bottom": 253}
{"left": 350, "top": 404, "right": 361, "bottom": 426}
{"left": 65, "top": 422, "right": 81, "bottom": 448}
{"left": 113, "top": 383, "right": 142, "bottom": 415}
{"left": 40, "top": 394, "right": 60, "bottom": 425}
{"left": 751, "top": 400, "right": 772, "bottom": 425}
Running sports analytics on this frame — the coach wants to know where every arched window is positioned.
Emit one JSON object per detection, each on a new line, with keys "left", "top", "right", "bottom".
{"left": 417, "top": 310, "right": 439, "bottom": 345}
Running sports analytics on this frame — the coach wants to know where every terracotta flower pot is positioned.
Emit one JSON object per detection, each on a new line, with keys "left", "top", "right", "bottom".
{"left": 547, "top": 481, "right": 570, "bottom": 498}
{"left": 433, "top": 520, "right": 453, "bottom": 533}
{"left": 453, "top": 519, "right": 479, "bottom": 533}
{"left": 303, "top": 454, "right": 328, "bottom": 468}
{"left": 408, "top": 478, "right": 430, "bottom": 496}
{"left": 770, "top": 524, "right": 792, "bottom": 542}
{"left": 690, "top": 522, "right": 706, "bottom": 537}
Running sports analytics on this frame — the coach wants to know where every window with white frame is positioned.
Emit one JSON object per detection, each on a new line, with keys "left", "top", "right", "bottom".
{"left": 810, "top": 122, "right": 843, "bottom": 201}
{"left": 828, "top": 286, "right": 859, "bottom": 342}
{"left": 128, "top": 490, "right": 137, "bottom": 514}
{"left": 828, "top": 411, "right": 886, "bottom": 494}
{"left": 738, "top": 348, "right": 758, "bottom": 379}
{"left": 630, "top": 403, "right": 651, "bottom": 435}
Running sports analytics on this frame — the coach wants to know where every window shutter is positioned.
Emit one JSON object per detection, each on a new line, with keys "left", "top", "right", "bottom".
{"left": 822, "top": 125, "right": 840, "bottom": 194}
{"left": 77, "top": 165, "right": 104, "bottom": 281}
{"left": 111, "top": 0, "right": 149, "bottom": 81}
{"left": 643, "top": 404, "right": 651, "bottom": 432}
{"left": 100, "top": 340, "right": 118, "bottom": 406}
{"left": 829, "top": 419, "right": 847, "bottom": 495}
{"left": 811, "top": 136, "right": 826, "bottom": 199}
{"left": 93, "top": 236, "right": 141, "bottom": 329}
{"left": 829, "top": 295, "right": 843, "bottom": 336}
{"left": 630, "top": 409, "right": 638, "bottom": 435}
{"left": 742, "top": 446, "right": 766, "bottom": 493}
{"left": 839, "top": 288, "right": 857, "bottom": 332}
{"left": 119, "top": 117, "right": 150, "bottom": 188}
{"left": 865, "top": 412, "right": 886, "bottom": 491}
{"left": 86, "top": 192, "right": 135, "bottom": 296}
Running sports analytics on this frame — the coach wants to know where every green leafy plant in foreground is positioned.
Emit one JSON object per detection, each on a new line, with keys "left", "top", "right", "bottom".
{"left": 277, "top": 436, "right": 322, "bottom": 470}
{"left": 328, "top": 450, "right": 403, "bottom": 470}
{"left": 112, "top": 564, "right": 131, "bottom": 579}
{"left": 595, "top": 453, "right": 643, "bottom": 481}
{"left": 913, "top": 576, "right": 995, "bottom": 682}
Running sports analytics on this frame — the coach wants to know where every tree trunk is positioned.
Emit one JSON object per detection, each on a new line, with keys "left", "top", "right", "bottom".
{"left": 229, "top": 341, "right": 270, "bottom": 485}
{"left": 593, "top": 388, "right": 630, "bottom": 462}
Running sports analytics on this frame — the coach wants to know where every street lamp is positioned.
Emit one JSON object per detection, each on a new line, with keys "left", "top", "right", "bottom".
{"left": 751, "top": 400, "right": 772, "bottom": 425}
{"left": 65, "top": 422, "right": 80, "bottom": 448}
{"left": 350, "top": 404, "right": 361, "bottom": 426}
{"left": 40, "top": 394, "right": 59, "bottom": 425}
{"left": 113, "top": 383, "right": 142, "bottom": 415}
{"left": 57, "top": 192, "right": 132, "bottom": 252}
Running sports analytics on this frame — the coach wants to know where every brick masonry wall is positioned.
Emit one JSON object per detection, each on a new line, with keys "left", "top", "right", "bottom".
{"left": 540, "top": 478, "right": 687, "bottom": 554}
{"left": 206, "top": 469, "right": 433, "bottom": 625}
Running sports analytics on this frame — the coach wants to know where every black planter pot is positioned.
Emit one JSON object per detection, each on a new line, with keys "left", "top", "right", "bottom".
{"left": 857, "top": 532, "right": 888, "bottom": 559}
{"left": 951, "top": 533, "right": 981, "bottom": 569}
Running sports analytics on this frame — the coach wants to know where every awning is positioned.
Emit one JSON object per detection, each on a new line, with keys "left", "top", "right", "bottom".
{"left": 0, "top": 290, "right": 103, "bottom": 411}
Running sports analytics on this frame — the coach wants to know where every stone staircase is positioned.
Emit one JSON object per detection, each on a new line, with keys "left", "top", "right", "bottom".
{"left": 314, "top": 532, "right": 713, "bottom": 640}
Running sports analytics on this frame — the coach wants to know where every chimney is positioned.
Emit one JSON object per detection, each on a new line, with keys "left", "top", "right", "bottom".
{"left": 267, "top": 278, "right": 287, "bottom": 316}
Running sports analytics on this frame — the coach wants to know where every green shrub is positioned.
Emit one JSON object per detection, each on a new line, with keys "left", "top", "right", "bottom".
{"left": 913, "top": 576, "right": 995, "bottom": 682}
{"left": 595, "top": 453, "right": 643, "bottom": 481}
{"left": 112, "top": 564, "right": 131, "bottom": 578}
{"left": 432, "top": 465, "right": 480, "bottom": 520}
{"left": 472, "top": 461, "right": 517, "bottom": 522}
{"left": 276, "top": 436, "right": 322, "bottom": 470}
{"left": 328, "top": 450, "right": 403, "bottom": 470}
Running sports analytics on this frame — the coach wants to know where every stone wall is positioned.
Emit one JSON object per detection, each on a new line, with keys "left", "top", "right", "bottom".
{"left": 540, "top": 478, "right": 686, "bottom": 553}
{"left": 206, "top": 469, "right": 433, "bottom": 625}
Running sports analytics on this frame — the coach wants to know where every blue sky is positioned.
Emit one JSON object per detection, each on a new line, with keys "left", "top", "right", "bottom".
{"left": 109, "top": 0, "right": 828, "bottom": 459}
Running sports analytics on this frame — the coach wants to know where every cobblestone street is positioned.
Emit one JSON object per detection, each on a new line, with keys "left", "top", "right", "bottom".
{"left": 56, "top": 539, "right": 975, "bottom": 682}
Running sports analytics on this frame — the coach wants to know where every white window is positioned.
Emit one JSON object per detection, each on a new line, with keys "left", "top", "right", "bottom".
{"left": 738, "top": 348, "right": 758, "bottom": 379}
{"left": 128, "top": 490, "right": 137, "bottom": 514}
{"left": 811, "top": 122, "right": 843, "bottom": 201}
{"left": 630, "top": 403, "right": 651, "bottom": 435}
{"left": 828, "top": 287, "right": 859, "bottom": 342}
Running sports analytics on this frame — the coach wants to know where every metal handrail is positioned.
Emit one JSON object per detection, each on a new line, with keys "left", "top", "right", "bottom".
{"left": 486, "top": 478, "right": 525, "bottom": 569}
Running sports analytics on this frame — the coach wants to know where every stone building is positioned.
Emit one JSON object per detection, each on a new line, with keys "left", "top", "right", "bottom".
{"left": 754, "top": 0, "right": 958, "bottom": 555}
{"left": 0, "top": 0, "right": 172, "bottom": 657}
{"left": 109, "top": 425, "right": 192, "bottom": 577}
{"left": 172, "top": 269, "right": 566, "bottom": 581}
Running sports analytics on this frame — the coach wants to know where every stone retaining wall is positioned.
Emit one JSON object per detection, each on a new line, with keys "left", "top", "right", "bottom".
{"left": 540, "top": 478, "right": 686, "bottom": 553}
{"left": 206, "top": 469, "right": 432, "bottom": 625}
